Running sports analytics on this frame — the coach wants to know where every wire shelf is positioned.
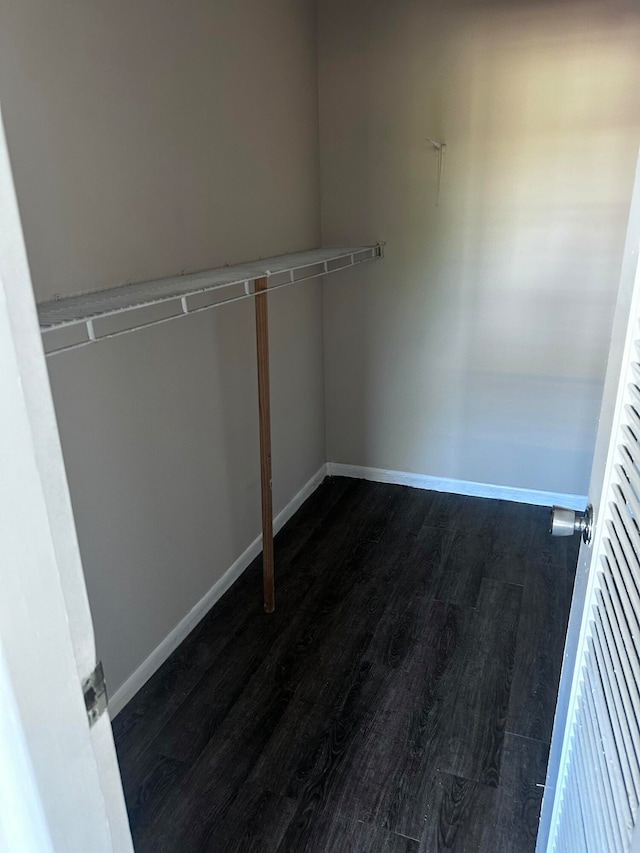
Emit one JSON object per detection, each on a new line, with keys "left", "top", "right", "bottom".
{"left": 38, "top": 244, "right": 383, "bottom": 355}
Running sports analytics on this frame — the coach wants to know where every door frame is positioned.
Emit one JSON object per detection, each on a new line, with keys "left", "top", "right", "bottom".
{"left": 0, "top": 105, "right": 133, "bottom": 852}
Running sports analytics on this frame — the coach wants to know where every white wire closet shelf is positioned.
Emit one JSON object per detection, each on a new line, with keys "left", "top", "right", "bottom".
{"left": 38, "top": 244, "right": 383, "bottom": 355}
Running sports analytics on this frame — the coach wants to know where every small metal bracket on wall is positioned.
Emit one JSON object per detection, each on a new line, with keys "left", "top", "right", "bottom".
{"left": 83, "top": 661, "right": 108, "bottom": 727}
{"left": 427, "top": 138, "right": 446, "bottom": 206}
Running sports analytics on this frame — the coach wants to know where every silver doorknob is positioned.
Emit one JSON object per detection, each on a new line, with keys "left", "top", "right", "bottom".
{"left": 550, "top": 504, "right": 593, "bottom": 544}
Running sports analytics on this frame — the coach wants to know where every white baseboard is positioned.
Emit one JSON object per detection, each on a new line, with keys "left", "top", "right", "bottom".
{"left": 109, "top": 463, "right": 327, "bottom": 717}
{"left": 326, "top": 462, "right": 587, "bottom": 510}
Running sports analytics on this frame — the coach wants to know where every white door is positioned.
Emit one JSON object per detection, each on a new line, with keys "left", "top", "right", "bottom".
{"left": 537, "top": 151, "right": 640, "bottom": 852}
{"left": 0, "top": 107, "right": 133, "bottom": 852}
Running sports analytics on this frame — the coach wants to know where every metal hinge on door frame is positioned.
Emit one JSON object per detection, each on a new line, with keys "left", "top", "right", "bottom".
{"left": 82, "top": 661, "right": 108, "bottom": 727}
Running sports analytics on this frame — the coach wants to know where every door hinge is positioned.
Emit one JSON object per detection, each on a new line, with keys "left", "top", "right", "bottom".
{"left": 83, "top": 661, "right": 108, "bottom": 727}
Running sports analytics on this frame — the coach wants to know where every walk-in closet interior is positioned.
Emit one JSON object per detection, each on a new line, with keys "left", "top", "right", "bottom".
{"left": 2, "top": 0, "right": 640, "bottom": 850}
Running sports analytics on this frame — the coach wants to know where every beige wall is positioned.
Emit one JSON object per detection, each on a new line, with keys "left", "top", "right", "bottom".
{"left": 0, "top": 0, "right": 324, "bottom": 694}
{"left": 319, "top": 0, "right": 640, "bottom": 496}
{"left": 3, "top": 0, "right": 639, "bottom": 696}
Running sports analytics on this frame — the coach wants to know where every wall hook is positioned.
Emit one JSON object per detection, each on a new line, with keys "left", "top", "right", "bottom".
{"left": 427, "top": 138, "right": 446, "bottom": 206}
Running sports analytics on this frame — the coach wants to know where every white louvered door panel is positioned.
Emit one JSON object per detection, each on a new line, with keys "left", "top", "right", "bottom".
{"left": 539, "top": 151, "right": 640, "bottom": 853}
{"left": 550, "top": 345, "right": 640, "bottom": 851}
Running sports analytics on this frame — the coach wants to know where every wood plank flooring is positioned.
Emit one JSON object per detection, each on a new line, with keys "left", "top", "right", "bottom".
{"left": 112, "top": 477, "right": 579, "bottom": 852}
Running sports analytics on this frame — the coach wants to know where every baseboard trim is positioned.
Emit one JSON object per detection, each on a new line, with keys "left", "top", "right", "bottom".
{"left": 109, "top": 463, "right": 327, "bottom": 717}
{"left": 325, "top": 462, "right": 586, "bottom": 510}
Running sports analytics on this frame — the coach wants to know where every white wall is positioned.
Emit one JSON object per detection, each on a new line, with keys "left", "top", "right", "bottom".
{"left": 0, "top": 0, "right": 324, "bottom": 695}
{"left": 318, "top": 0, "right": 640, "bottom": 496}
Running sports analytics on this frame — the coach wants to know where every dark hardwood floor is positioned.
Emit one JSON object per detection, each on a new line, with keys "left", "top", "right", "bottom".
{"left": 112, "top": 477, "right": 579, "bottom": 852}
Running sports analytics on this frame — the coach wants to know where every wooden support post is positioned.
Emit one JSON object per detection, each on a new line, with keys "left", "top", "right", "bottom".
{"left": 254, "top": 276, "right": 275, "bottom": 613}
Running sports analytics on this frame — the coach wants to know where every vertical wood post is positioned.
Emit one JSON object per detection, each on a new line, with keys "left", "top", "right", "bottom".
{"left": 254, "top": 276, "right": 275, "bottom": 613}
